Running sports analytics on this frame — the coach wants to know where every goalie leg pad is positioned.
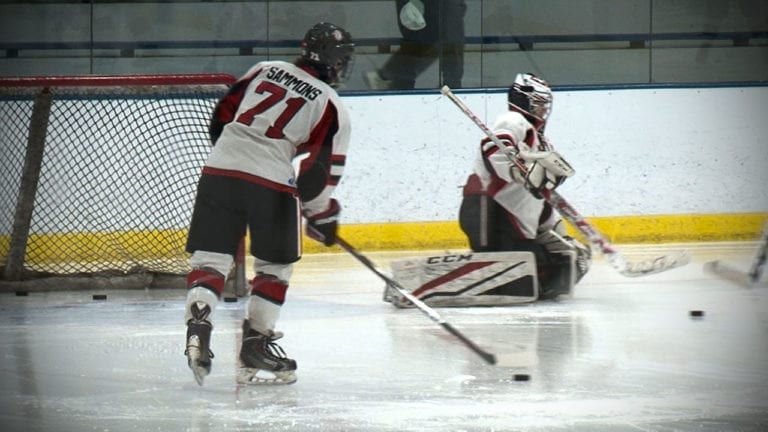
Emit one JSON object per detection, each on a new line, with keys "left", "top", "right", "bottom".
{"left": 538, "top": 250, "right": 576, "bottom": 300}
{"left": 536, "top": 224, "right": 591, "bottom": 283}
{"left": 385, "top": 252, "right": 539, "bottom": 307}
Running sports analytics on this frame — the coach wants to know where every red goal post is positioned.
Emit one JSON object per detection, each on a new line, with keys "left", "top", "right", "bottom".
{"left": 0, "top": 74, "right": 246, "bottom": 294}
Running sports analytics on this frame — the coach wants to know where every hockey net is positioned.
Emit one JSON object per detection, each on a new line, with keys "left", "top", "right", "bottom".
{"left": 0, "top": 74, "right": 245, "bottom": 291}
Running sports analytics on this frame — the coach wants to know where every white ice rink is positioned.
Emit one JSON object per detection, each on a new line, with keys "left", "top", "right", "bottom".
{"left": 0, "top": 242, "right": 766, "bottom": 432}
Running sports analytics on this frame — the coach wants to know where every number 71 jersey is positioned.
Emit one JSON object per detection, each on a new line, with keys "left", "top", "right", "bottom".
{"left": 203, "top": 60, "right": 351, "bottom": 196}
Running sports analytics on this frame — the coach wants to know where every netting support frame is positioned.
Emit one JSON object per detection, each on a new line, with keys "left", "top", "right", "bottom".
{"left": 0, "top": 74, "right": 247, "bottom": 295}
{"left": 3, "top": 87, "right": 51, "bottom": 282}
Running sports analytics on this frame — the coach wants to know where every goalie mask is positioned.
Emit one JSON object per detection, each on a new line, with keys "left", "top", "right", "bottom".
{"left": 300, "top": 22, "right": 355, "bottom": 88}
{"left": 507, "top": 73, "right": 553, "bottom": 125}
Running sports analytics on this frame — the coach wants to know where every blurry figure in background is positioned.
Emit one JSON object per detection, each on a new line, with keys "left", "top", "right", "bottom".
{"left": 458, "top": 73, "right": 591, "bottom": 300}
{"left": 365, "top": 0, "right": 466, "bottom": 90}
{"left": 183, "top": 22, "right": 354, "bottom": 386}
{"left": 701, "top": 0, "right": 766, "bottom": 45}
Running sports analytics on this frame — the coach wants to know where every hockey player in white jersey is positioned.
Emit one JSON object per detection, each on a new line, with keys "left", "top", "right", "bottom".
{"left": 458, "top": 73, "right": 591, "bottom": 300}
{"left": 183, "top": 22, "right": 354, "bottom": 385}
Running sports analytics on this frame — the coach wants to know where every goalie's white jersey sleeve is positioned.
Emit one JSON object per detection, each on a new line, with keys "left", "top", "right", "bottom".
{"left": 204, "top": 60, "right": 351, "bottom": 217}
{"left": 464, "top": 111, "right": 557, "bottom": 239}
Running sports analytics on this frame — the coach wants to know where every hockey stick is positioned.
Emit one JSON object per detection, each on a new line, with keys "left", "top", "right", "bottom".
{"left": 440, "top": 85, "right": 690, "bottom": 277}
{"left": 748, "top": 221, "right": 768, "bottom": 283}
{"left": 335, "top": 236, "right": 497, "bottom": 365}
{"left": 705, "top": 220, "right": 768, "bottom": 286}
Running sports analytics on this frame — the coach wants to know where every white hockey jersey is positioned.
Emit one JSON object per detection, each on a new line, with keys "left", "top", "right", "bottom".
{"left": 204, "top": 60, "right": 351, "bottom": 217}
{"left": 462, "top": 110, "right": 558, "bottom": 239}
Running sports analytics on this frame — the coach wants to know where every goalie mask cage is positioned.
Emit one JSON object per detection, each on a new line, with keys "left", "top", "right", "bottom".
{"left": 0, "top": 74, "right": 247, "bottom": 292}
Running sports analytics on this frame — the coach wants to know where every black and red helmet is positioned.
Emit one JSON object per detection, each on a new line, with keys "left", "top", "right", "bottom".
{"left": 300, "top": 22, "right": 355, "bottom": 88}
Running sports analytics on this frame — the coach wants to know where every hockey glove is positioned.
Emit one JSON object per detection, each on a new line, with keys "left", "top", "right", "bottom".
{"left": 511, "top": 150, "right": 575, "bottom": 199}
{"left": 305, "top": 199, "right": 341, "bottom": 246}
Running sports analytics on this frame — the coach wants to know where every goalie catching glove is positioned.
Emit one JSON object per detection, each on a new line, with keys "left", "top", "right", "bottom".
{"left": 305, "top": 199, "right": 341, "bottom": 246}
{"left": 511, "top": 148, "right": 575, "bottom": 199}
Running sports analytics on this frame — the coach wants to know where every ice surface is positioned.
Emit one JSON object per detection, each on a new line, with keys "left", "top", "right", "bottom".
{"left": 0, "top": 242, "right": 766, "bottom": 432}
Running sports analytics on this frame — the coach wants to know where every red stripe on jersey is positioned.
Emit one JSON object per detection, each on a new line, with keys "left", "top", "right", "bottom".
{"left": 297, "top": 102, "right": 337, "bottom": 162}
{"left": 295, "top": 102, "right": 340, "bottom": 201}
{"left": 250, "top": 276, "right": 288, "bottom": 305}
{"left": 485, "top": 175, "right": 507, "bottom": 196}
{"left": 201, "top": 166, "right": 297, "bottom": 194}
{"left": 462, "top": 174, "right": 485, "bottom": 195}
{"left": 462, "top": 173, "right": 506, "bottom": 197}
{"left": 216, "top": 83, "right": 245, "bottom": 123}
{"left": 222, "top": 68, "right": 262, "bottom": 121}
{"left": 412, "top": 261, "right": 495, "bottom": 297}
{"left": 481, "top": 142, "right": 499, "bottom": 159}
{"left": 210, "top": 68, "right": 263, "bottom": 142}
{"left": 187, "top": 268, "right": 226, "bottom": 295}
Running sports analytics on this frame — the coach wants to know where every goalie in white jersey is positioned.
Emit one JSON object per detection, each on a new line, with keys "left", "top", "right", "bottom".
{"left": 458, "top": 73, "right": 591, "bottom": 300}
{"left": 183, "top": 22, "right": 354, "bottom": 385}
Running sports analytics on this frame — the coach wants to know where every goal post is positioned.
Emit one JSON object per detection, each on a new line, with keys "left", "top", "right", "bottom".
{"left": 0, "top": 74, "right": 247, "bottom": 294}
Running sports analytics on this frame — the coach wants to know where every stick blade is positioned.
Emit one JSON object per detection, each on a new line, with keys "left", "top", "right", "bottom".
{"left": 492, "top": 351, "right": 539, "bottom": 368}
{"left": 704, "top": 260, "right": 755, "bottom": 287}
{"left": 616, "top": 250, "right": 691, "bottom": 277}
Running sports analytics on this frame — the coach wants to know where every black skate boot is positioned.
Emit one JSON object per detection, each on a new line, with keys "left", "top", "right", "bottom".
{"left": 237, "top": 319, "right": 297, "bottom": 385}
{"left": 184, "top": 302, "right": 214, "bottom": 386}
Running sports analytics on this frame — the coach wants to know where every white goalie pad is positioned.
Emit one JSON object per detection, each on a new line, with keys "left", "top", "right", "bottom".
{"left": 384, "top": 252, "right": 538, "bottom": 308}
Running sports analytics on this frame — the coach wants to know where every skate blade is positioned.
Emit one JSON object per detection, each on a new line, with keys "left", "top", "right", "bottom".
{"left": 191, "top": 365, "right": 207, "bottom": 386}
{"left": 186, "top": 346, "right": 208, "bottom": 386}
{"left": 236, "top": 367, "right": 297, "bottom": 385}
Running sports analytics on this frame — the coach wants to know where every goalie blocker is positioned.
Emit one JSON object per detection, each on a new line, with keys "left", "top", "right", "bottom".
{"left": 384, "top": 249, "right": 579, "bottom": 308}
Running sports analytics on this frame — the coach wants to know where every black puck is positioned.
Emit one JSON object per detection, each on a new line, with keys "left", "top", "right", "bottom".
{"left": 223, "top": 296, "right": 237, "bottom": 303}
{"left": 513, "top": 374, "right": 530, "bottom": 382}
{"left": 92, "top": 294, "right": 107, "bottom": 301}
{"left": 15, "top": 291, "right": 28, "bottom": 297}
{"left": 689, "top": 310, "right": 704, "bottom": 317}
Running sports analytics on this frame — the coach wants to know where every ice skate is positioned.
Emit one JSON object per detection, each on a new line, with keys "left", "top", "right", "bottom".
{"left": 237, "top": 320, "right": 297, "bottom": 385}
{"left": 184, "top": 302, "right": 214, "bottom": 386}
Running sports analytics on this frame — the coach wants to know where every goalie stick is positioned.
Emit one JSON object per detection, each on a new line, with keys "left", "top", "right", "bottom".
{"left": 748, "top": 221, "right": 768, "bottom": 283}
{"left": 335, "top": 236, "right": 497, "bottom": 365}
{"left": 705, "top": 220, "right": 768, "bottom": 286}
{"left": 440, "top": 85, "right": 690, "bottom": 277}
